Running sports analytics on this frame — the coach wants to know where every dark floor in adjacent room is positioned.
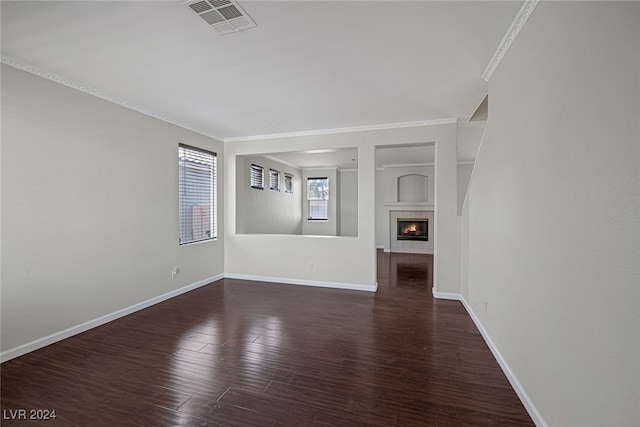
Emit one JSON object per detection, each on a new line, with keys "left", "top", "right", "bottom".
{"left": 1, "top": 251, "right": 533, "bottom": 426}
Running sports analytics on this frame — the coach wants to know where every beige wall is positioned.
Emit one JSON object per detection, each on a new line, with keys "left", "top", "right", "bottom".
{"left": 462, "top": 2, "right": 639, "bottom": 426}
{"left": 1, "top": 65, "right": 225, "bottom": 357}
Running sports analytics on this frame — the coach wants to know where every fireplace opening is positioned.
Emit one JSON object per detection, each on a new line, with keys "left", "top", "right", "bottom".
{"left": 397, "top": 219, "right": 428, "bottom": 241}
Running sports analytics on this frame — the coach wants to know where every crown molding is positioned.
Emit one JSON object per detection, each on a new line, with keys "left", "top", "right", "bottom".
{"left": 482, "top": 0, "right": 539, "bottom": 82}
{"left": 381, "top": 160, "right": 474, "bottom": 169}
{"left": 1, "top": 55, "right": 224, "bottom": 142}
{"left": 303, "top": 166, "right": 338, "bottom": 172}
{"left": 383, "top": 162, "right": 434, "bottom": 168}
{"left": 224, "top": 118, "right": 458, "bottom": 143}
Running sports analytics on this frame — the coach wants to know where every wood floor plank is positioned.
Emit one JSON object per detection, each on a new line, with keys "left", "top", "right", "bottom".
{"left": 1, "top": 251, "right": 533, "bottom": 426}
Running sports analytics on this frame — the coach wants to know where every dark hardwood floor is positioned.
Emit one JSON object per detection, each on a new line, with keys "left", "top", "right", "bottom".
{"left": 1, "top": 251, "right": 533, "bottom": 426}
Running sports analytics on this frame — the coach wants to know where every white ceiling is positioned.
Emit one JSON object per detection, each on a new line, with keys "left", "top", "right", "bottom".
{"left": 263, "top": 144, "right": 442, "bottom": 170}
{"left": 1, "top": 1, "right": 521, "bottom": 161}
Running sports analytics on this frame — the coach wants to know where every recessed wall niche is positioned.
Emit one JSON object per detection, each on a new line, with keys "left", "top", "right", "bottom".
{"left": 397, "top": 174, "right": 428, "bottom": 202}
{"left": 235, "top": 148, "right": 358, "bottom": 237}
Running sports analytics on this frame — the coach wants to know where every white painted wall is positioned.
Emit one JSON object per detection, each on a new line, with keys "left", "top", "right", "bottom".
{"left": 433, "top": 128, "right": 461, "bottom": 295}
{"left": 457, "top": 162, "right": 473, "bottom": 214}
{"left": 302, "top": 168, "right": 338, "bottom": 236}
{"left": 1, "top": 65, "right": 225, "bottom": 356}
{"left": 338, "top": 169, "right": 358, "bottom": 237}
{"left": 236, "top": 156, "right": 302, "bottom": 234}
{"left": 225, "top": 123, "right": 458, "bottom": 290}
{"left": 461, "top": 2, "right": 639, "bottom": 426}
{"left": 375, "top": 169, "right": 385, "bottom": 248}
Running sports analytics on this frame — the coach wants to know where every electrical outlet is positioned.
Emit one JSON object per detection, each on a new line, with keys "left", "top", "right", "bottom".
{"left": 484, "top": 301, "right": 488, "bottom": 312}
{"left": 172, "top": 267, "right": 180, "bottom": 278}
{"left": 308, "top": 262, "right": 314, "bottom": 270}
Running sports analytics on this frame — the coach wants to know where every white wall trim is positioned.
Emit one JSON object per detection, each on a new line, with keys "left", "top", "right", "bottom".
{"left": 224, "top": 118, "right": 458, "bottom": 143}
{"left": 381, "top": 161, "right": 473, "bottom": 169}
{"left": 432, "top": 290, "right": 547, "bottom": 427}
{"left": 303, "top": 166, "right": 338, "bottom": 172}
{"left": 383, "top": 162, "right": 435, "bottom": 168}
{"left": 0, "top": 55, "right": 224, "bottom": 142}
{"left": 0, "top": 274, "right": 224, "bottom": 363}
{"left": 481, "top": 0, "right": 540, "bottom": 81}
{"left": 431, "top": 289, "right": 461, "bottom": 300}
{"left": 225, "top": 273, "right": 377, "bottom": 292}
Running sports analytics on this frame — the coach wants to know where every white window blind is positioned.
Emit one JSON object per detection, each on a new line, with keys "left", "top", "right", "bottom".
{"left": 250, "top": 164, "right": 264, "bottom": 189}
{"left": 179, "top": 144, "right": 217, "bottom": 245}
{"left": 269, "top": 169, "right": 280, "bottom": 191}
{"left": 307, "top": 177, "right": 329, "bottom": 220}
{"left": 284, "top": 173, "right": 293, "bottom": 193}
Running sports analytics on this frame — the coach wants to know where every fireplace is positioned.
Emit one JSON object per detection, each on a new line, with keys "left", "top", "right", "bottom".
{"left": 397, "top": 219, "right": 428, "bottom": 241}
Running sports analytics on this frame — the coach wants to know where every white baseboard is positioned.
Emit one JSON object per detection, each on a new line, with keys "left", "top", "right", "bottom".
{"left": 0, "top": 274, "right": 224, "bottom": 363}
{"left": 431, "top": 288, "right": 461, "bottom": 300}
{"left": 432, "top": 290, "right": 546, "bottom": 427}
{"left": 224, "top": 273, "right": 377, "bottom": 293}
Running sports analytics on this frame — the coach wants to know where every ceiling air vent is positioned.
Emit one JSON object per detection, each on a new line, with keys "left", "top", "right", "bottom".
{"left": 185, "top": 0, "right": 256, "bottom": 35}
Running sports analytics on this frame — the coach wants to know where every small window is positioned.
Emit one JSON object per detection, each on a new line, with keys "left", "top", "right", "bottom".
{"left": 284, "top": 173, "right": 293, "bottom": 194}
{"left": 269, "top": 169, "right": 280, "bottom": 192}
{"left": 179, "top": 144, "right": 217, "bottom": 245}
{"left": 250, "top": 164, "right": 264, "bottom": 189}
{"left": 307, "top": 177, "right": 329, "bottom": 220}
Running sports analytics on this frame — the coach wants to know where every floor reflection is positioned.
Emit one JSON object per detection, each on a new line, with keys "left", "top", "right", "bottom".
{"left": 1, "top": 251, "right": 533, "bottom": 426}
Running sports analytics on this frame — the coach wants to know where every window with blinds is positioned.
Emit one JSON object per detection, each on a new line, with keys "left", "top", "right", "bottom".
{"left": 178, "top": 144, "right": 217, "bottom": 245}
{"left": 250, "top": 164, "right": 264, "bottom": 189}
{"left": 284, "top": 173, "right": 293, "bottom": 194}
{"left": 307, "top": 177, "right": 329, "bottom": 220}
{"left": 269, "top": 169, "right": 280, "bottom": 192}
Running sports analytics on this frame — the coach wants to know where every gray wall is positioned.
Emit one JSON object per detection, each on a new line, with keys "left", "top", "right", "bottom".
{"left": 236, "top": 156, "right": 302, "bottom": 234}
{"left": 1, "top": 64, "right": 225, "bottom": 356}
{"left": 457, "top": 162, "right": 473, "bottom": 214}
{"left": 338, "top": 170, "right": 358, "bottom": 237}
{"left": 461, "top": 2, "right": 639, "bottom": 426}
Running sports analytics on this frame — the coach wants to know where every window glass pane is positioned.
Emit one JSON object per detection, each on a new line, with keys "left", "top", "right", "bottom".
{"left": 308, "top": 200, "right": 328, "bottom": 220}
{"left": 307, "top": 177, "right": 329, "bottom": 220}
{"left": 284, "top": 173, "right": 293, "bottom": 193}
{"left": 269, "top": 169, "right": 280, "bottom": 191}
{"left": 307, "top": 177, "right": 329, "bottom": 200}
{"left": 179, "top": 144, "right": 217, "bottom": 244}
{"left": 250, "top": 164, "right": 264, "bottom": 189}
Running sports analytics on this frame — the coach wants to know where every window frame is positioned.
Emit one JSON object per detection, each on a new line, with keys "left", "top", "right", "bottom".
{"left": 284, "top": 173, "right": 294, "bottom": 194}
{"left": 250, "top": 164, "right": 264, "bottom": 190}
{"left": 269, "top": 169, "right": 280, "bottom": 192}
{"left": 307, "top": 177, "right": 329, "bottom": 221}
{"left": 178, "top": 143, "right": 217, "bottom": 245}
